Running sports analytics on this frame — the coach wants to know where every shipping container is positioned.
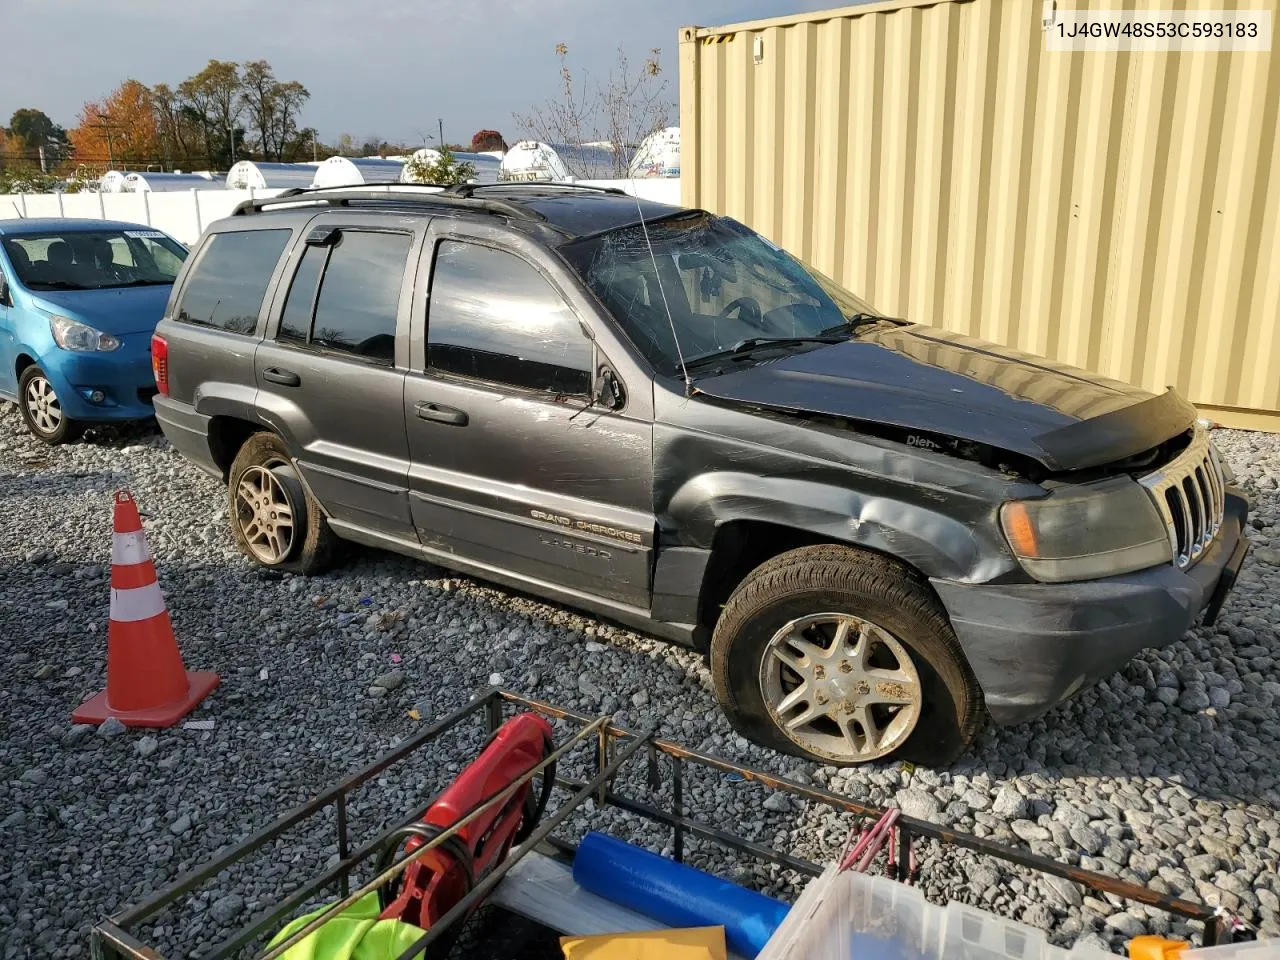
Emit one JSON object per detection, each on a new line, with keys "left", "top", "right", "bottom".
{"left": 680, "top": 0, "right": 1280, "bottom": 429}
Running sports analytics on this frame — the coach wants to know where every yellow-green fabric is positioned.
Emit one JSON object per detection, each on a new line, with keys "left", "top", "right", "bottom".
{"left": 266, "top": 892, "right": 426, "bottom": 960}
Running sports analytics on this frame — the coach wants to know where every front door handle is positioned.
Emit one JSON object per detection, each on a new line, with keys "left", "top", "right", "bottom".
{"left": 415, "top": 401, "right": 468, "bottom": 426}
{"left": 263, "top": 367, "right": 301, "bottom": 387}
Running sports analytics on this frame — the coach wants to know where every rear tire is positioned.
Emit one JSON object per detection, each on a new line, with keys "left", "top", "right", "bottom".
{"left": 228, "top": 432, "right": 337, "bottom": 575}
{"left": 18, "top": 366, "right": 82, "bottom": 444}
{"left": 711, "top": 545, "right": 984, "bottom": 767}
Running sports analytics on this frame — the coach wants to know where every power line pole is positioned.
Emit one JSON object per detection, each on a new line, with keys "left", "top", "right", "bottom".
{"left": 91, "top": 118, "right": 123, "bottom": 169}
{"left": 438, "top": 118, "right": 444, "bottom": 150}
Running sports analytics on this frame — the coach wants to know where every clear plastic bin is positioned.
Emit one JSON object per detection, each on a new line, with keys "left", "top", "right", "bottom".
{"left": 758, "top": 867, "right": 1117, "bottom": 960}
{"left": 1182, "top": 941, "right": 1280, "bottom": 960}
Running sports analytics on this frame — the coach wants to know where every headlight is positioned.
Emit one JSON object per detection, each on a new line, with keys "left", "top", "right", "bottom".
{"left": 1000, "top": 478, "right": 1172, "bottom": 583}
{"left": 49, "top": 315, "right": 120, "bottom": 352}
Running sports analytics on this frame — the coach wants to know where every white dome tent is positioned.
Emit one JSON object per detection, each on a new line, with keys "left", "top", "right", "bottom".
{"left": 498, "top": 141, "right": 574, "bottom": 183}
{"left": 310, "top": 157, "right": 405, "bottom": 188}
{"left": 124, "top": 172, "right": 223, "bottom": 192}
{"left": 400, "top": 149, "right": 501, "bottom": 185}
{"left": 628, "top": 127, "right": 680, "bottom": 178}
{"left": 225, "top": 161, "right": 318, "bottom": 191}
{"left": 97, "top": 171, "right": 128, "bottom": 193}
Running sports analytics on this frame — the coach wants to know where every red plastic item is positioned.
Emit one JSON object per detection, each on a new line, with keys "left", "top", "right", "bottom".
{"left": 72, "top": 491, "right": 219, "bottom": 728}
{"left": 379, "top": 712, "right": 554, "bottom": 929}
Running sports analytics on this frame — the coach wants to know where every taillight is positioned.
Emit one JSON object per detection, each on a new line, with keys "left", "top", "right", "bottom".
{"left": 151, "top": 334, "right": 169, "bottom": 397}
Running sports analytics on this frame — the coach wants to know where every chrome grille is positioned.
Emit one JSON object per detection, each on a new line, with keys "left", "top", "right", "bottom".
{"left": 1139, "top": 427, "right": 1226, "bottom": 569}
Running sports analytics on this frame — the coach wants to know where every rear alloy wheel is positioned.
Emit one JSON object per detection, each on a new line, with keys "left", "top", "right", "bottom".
{"left": 228, "top": 432, "right": 337, "bottom": 575}
{"left": 712, "top": 544, "right": 985, "bottom": 767}
{"left": 18, "top": 366, "right": 82, "bottom": 444}
{"left": 234, "top": 465, "right": 296, "bottom": 565}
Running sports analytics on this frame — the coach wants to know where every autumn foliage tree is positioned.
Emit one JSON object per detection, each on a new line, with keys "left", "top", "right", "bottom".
{"left": 470, "top": 129, "right": 507, "bottom": 153}
{"left": 70, "top": 79, "right": 159, "bottom": 166}
{"left": 66, "top": 59, "right": 311, "bottom": 170}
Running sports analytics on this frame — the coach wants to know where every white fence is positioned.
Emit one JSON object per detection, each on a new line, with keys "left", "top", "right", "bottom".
{"left": 0, "top": 179, "right": 683, "bottom": 246}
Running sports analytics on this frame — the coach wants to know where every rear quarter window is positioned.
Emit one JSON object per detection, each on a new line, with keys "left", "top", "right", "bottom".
{"left": 175, "top": 229, "right": 291, "bottom": 335}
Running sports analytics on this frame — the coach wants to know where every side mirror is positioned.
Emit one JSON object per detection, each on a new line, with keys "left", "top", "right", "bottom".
{"left": 0, "top": 274, "right": 10, "bottom": 307}
{"left": 596, "top": 367, "right": 625, "bottom": 410}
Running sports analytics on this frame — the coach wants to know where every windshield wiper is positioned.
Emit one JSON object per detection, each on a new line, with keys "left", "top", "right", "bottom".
{"left": 820, "top": 312, "right": 892, "bottom": 335}
{"left": 109, "top": 279, "right": 173, "bottom": 287}
{"left": 27, "top": 280, "right": 87, "bottom": 290}
{"left": 685, "top": 335, "right": 845, "bottom": 372}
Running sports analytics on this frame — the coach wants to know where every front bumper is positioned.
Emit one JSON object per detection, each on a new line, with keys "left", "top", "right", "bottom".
{"left": 932, "top": 489, "right": 1249, "bottom": 725}
{"left": 42, "top": 335, "right": 157, "bottom": 421}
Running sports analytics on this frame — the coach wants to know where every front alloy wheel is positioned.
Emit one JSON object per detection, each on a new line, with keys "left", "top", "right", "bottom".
{"left": 761, "top": 613, "right": 922, "bottom": 763}
{"left": 710, "top": 544, "right": 985, "bottom": 767}
{"left": 18, "top": 366, "right": 82, "bottom": 444}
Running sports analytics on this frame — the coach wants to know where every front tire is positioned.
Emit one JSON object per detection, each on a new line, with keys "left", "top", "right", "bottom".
{"left": 711, "top": 545, "right": 984, "bottom": 767}
{"left": 228, "top": 432, "right": 336, "bottom": 575}
{"left": 18, "top": 366, "right": 82, "bottom": 444}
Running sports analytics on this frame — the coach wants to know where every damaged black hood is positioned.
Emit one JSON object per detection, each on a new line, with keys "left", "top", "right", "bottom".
{"left": 690, "top": 323, "right": 1196, "bottom": 472}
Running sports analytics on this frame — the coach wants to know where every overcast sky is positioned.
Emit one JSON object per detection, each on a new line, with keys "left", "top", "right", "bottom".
{"left": 2, "top": 0, "right": 842, "bottom": 146}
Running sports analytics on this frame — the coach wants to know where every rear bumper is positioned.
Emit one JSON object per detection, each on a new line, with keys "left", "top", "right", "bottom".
{"left": 153, "top": 396, "right": 221, "bottom": 479}
{"left": 932, "top": 490, "right": 1249, "bottom": 725}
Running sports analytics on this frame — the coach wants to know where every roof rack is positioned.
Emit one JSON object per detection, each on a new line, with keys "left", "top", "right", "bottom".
{"left": 230, "top": 185, "right": 542, "bottom": 222}
{"left": 442, "top": 182, "right": 629, "bottom": 199}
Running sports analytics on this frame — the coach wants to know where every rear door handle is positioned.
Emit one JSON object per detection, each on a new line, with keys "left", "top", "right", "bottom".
{"left": 415, "top": 402, "right": 468, "bottom": 426}
{"left": 263, "top": 367, "right": 301, "bottom": 387}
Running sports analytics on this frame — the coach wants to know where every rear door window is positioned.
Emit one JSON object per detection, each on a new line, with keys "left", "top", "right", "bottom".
{"left": 176, "top": 229, "right": 291, "bottom": 334}
{"left": 425, "top": 240, "right": 592, "bottom": 396}
{"left": 275, "top": 230, "right": 412, "bottom": 365}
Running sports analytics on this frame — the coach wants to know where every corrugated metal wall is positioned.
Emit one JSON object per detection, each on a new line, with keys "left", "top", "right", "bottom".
{"left": 679, "top": 0, "right": 1280, "bottom": 430}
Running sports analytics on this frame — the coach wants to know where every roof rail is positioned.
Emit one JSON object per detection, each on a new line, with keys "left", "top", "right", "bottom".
{"left": 443, "top": 182, "right": 629, "bottom": 199}
{"left": 229, "top": 185, "right": 542, "bottom": 221}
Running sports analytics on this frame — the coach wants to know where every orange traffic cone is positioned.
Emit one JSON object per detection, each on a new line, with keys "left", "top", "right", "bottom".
{"left": 72, "top": 490, "right": 220, "bottom": 728}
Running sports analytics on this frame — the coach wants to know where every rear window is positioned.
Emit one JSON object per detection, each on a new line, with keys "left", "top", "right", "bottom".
{"left": 175, "top": 229, "right": 290, "bottom": 335}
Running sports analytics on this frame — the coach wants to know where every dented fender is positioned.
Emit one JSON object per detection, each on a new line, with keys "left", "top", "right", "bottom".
{"left": 664, "top": 471, "right": 1015, "bottom": 582}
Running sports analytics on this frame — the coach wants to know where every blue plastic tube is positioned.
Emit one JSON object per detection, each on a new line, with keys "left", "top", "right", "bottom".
{"left": 572, "top": 832, "right": 791, "bottom": 957}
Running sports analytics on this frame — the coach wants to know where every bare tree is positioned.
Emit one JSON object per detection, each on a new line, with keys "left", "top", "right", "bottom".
{"left": 599, "top": 47, "right": 668, "bottom": 176}
{"left": 513, "top": 43, "right": 670, "bottom": 178}
{"left": 240, "top": 61, "right": 311, "bottom": 161}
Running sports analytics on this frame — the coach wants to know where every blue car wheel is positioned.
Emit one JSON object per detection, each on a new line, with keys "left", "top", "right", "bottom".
{"left": 18, "top": 365, "right": 83, "bottom": 444}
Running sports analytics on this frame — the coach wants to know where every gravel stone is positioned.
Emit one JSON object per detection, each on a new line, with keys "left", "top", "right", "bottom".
{"left": 1012, "top": 820, "right": 1052, "bottom": 842}
{"left": 371, "top": 670, "right": 404, "bottom": 692}
{"left": 137, "top": 736, "right": 159, "bottom": 758}
{"left": 1105, "top": 912, "right": 1147, "bottom": 937}
{"left": 896, "top": 788, "right": 942, "bottom": 822}
{"left": 762, "top": 793, "right": 792, "bottom": 813}
{"left": 210, "top": 894, "right": 245, "bottom": 924}
{"left": 61, "top": 724, "right": 95, "bottom": 746}
{"left": 2, "top": 413, "right": 1279, "bottom": 954}
{"left": 97, "top": 717, "right": 126, "bottom": 738}
{"left": 993, "top": 785, "right": 1031, "bottom": 819}
{"left": 1044, "top": 876, "right": 1083, "bottom": 908}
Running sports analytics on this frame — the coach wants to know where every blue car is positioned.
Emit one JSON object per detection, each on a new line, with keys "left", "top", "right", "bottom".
{"left": 0, "top": 219, "right": 188, "bottom": 442}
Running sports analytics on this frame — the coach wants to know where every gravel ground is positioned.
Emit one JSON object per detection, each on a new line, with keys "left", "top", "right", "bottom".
{"left": 1, "top": 405, "right": 1278, "bottom": 958}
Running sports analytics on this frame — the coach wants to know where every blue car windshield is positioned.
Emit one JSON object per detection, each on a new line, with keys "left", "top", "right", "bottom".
{"left": 2, "top": 229, "right": 188, "bottom": 291}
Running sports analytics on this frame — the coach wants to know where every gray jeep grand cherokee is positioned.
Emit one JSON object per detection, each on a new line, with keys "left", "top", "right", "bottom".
{"left": 152, "top": 183, "right": 1250, "bottom": 767}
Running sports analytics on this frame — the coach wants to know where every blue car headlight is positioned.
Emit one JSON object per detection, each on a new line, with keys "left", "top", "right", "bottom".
{"left": 49, "top": 314, "right": 121, "bottom": 352}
